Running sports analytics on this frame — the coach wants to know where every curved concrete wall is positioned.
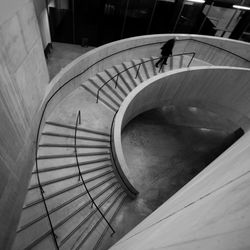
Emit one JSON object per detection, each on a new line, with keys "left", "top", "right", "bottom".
{"left": 113, "top": 66, "right": 250, "bottom": 190}
{"left": 111, "top": 68, "right": 250, "bottom": 250}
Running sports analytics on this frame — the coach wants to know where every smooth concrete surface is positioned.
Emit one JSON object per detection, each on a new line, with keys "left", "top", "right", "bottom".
{"left": 98, "top": 107, "right": 237, "bottom": 250}
{"left": 110, "top": 125, "right": 250, "bottom": 250}
{"left": 113, "top": 67, "right": 250, "bottom": 197}
{"left": 47, "top": 42, "right": 95, "bottom": 80}
{"left": 0, "top": 0, "right": 28, "bottom": 25}
{"left": 0, "top": 1, "right": 49, "bottom": 248}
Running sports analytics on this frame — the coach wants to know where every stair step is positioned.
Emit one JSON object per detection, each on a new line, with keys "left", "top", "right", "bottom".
{"left": 29, "top": 166, "right": 113, "bottom": 190}
{"left": 96, "top": 72, "right": 125, "bottom": 101}
{"left": 58, "top": 187, "right": 122, "bottom": 248}
{"left": 104, "top": 68, "right": 129, "bottom": 97}
{"left": 36, "top": 154, "right": 111, "bottom": 172}
{"left": 16, "top": 184, "right": 121, "bottom": 250}
{"left": 113, "top": 65, "right": 133, "bottom": 92}
{"left": 18, "top": 178, "right": 118, "bottom": 233}
{"left": 140, "top": 58, "right": 151, "bottom": 79}
{"left": 25, "top": 170, "right": 114, "bottom": 205}
{"left": 93, "top": 193, "right": 127, "bottom": 250}
{"left": 150, "top": 56, "right": 158, "bottom": 76}
{"left": 50, "top": 183, "right": 120, "bottom": 233}
{"left": 11, "top": 213, "right": 52, "bottom": 250}
{"left": 89, "top": 78, "right": 122, "bottom": 107}
{"left": 45, "top": 121, "right": 110, "bottom": 137}
{"left": 73, "top": 192, "right": 127, "bottom": 250}
{"left": 33, "top": 163, "right": 112, "bottom": 186}
{"left": 39, "top": 137, "right": 110, "bottom": 149}
{"left": 37, "top": 146, "right": 110, "bottom": 157}
{"left": 34, "top": 157, "right": 111, "bottom": 173}
{"left": 24, "top": 174, "right": 115, "bottom": 209}
{"left": 41, "top": 132, "right": 110, "bottom": 143}
{"left": 131, "top": 59, "right": 144, "bottom": 83}
{"left": 37, "top": 151, "right": 110, "bottom": 160}
{"left": 39, "top": 143, "right": 110, "bottom": 149}
{"left": 121, "top": 62, "right": 139, "bottom": 88}
{"left": 81, "top": 84, "right": 117, "bottom": 112}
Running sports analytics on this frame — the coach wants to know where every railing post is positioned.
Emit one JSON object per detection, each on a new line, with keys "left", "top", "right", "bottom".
{"left": 78, "top": 110, "right": 81, "bottom": 125}
{"left": 135, "top": 64, "right": 141, "bottom": 79}
{"left": 115, "top": 74, "right": 119, "bottom": 88}
{"left": 187, "top": 53, "right": 195, "bottom": 67}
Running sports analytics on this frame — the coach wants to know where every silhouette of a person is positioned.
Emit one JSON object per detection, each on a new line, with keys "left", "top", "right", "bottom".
{"left": 155, "top": 38, "right": 176, "bottom": 68}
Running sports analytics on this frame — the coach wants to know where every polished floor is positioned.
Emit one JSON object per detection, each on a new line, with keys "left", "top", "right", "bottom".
{"left": 98, "top": 106, "right": 239, "bottom": 250}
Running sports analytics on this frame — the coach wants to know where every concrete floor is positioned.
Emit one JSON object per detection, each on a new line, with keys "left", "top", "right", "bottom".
{"left": 46, "top": 42, "right": 95, "bottom": 80}
{"left": 99, "top": 106, "right": 239, "bottom": 250}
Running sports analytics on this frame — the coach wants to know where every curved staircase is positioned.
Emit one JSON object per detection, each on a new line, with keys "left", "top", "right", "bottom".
{"left": 12, "top": 53, "right": 211, "bottom": 250}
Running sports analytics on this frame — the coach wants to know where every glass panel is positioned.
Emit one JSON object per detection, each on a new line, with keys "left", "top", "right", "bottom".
{"left": 204, "top": 5, "right": 242, "bottom": 38}
{"left": 239, "top": 23, "right": 250, "bottom": 42}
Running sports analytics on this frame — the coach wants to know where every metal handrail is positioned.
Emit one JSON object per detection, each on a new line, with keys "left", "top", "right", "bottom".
{"left": 182, "top": 38, "right": 249, "bottom": 62}
{"left": 33, "top": 37, "right": 250, "bottom": 243}
{"left": 74, "top": 110, "right": 115, "bottom": 234}
{"left": 96, "top": 52, "right": 195, "bottom": 103}
{"left": 35, "top": 141, "right": 59, "bottom": 247}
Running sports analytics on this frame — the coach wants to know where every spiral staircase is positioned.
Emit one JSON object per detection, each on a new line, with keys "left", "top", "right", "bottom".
{"left": 11, "top": 35, "right": 250, "bottom": 250}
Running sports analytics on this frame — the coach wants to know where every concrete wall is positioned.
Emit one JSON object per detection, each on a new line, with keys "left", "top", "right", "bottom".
{"left": 33, "top": 0, "right": 51, "bottom": 49}
{"left": 0, "top": 0, "right": 49, "bottom": 248}
{"left": 111, "top": 67, "right": 250, "bottom": 250}
{"left": 111, "top": 128, "right": 250, "bottom": 250}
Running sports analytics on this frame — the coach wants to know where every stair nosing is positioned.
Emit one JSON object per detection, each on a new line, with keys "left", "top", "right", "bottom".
{"left": 39, "top": 143, "right": 110, "bottom": 149}
{"left": 74, "top": 192, "right": 126, "bottom": 250}
{"left": 17, "top": 181, "right": 118, "bottom": 233}
{"left": 113, "top": 65, "right": 133, "bottom": 92}
{"left": 96, "top": 73, "right": 124, "bottom": 102}
{"left": 59, "top": 187, "right": 122, "bottom": 247}
{"left": 23, "top": 174, "right": 116, "bottom": 209}
{"left": 104, "top": 69, "right": 128, "bottom": 97}
{"left": 29, "top": 169, "right": 114, "bottom": 190}
{"left": 37, "top": 151, "right": 110, "bottom": 160}
{"left": 81, "top": 85, "right": 117, "bottom": 112}
{"left": 33, "top": 158, "right": 111, "bottom": 173}
{"left": 41, "top": 132, "right": 110, "bottom": 143}
{"left": 45, "top": 121, "right": 110, "bottom": 137}
{"left": 93, "top": 194, "right": 127, "bottom": 250}
{"left": 89, "top": 78, "right": 121, "bottom": 107}
{"left": 22, "top": 186, "right": 121, "bottom": 250}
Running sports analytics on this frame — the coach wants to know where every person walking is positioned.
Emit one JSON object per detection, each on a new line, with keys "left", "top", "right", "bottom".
{"left": 155, "top": 38, "right": 176, "bottom": 69}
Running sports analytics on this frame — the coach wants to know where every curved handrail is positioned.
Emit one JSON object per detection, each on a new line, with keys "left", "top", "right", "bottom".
{"left": 35, "top": 140, "right": 59, "bottom": 246}
{"left": 34, "top": 36, "right": 250, "bottom": 229}
{"left": 74, "top": 110, "right": 115, "bottom": 234}
{"left": 182, "top": 38, "right": 250, "bottom": 63}
{"left": 96, "top": 52, "right": 196, "bottom": 103}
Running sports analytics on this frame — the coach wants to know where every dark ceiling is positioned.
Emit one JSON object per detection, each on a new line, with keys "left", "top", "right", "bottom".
{"left": 48, "top": 0, "right": 250, "bottom": 46}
